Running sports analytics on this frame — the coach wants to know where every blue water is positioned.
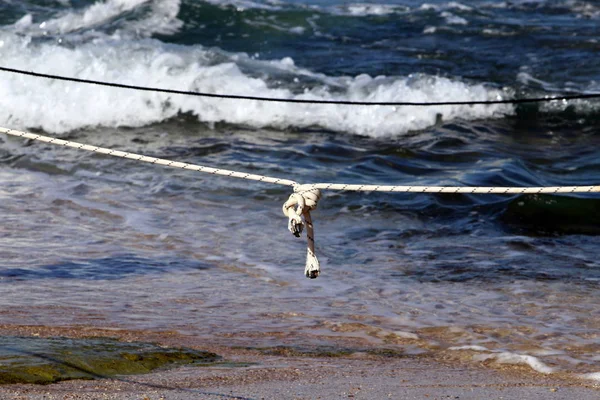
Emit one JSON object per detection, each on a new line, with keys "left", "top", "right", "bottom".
{"left": 0, "top": 0, "right": 600, "bottom": 379}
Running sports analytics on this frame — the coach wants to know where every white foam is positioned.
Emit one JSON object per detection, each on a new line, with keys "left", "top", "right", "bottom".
{"left": 202, "top": 0, "right": 407, "bottom": 16}
{"left": 288, "top": 26, "right": 305, "bottom": 34}
{"left": 338, "top": 4, "right": 402, "bottom": 16}
{"left": 446, "top": 2, "right": 473, "bottom": 11}
{"left": 482, "top": 28, "right": 517, "bottom": 37}
{"left": 474, "top": 352, "right": 555, "bottom": 374}
{"left": 496, "top": 0, "right": 600, "bottom": 19}
{"left": 579, "top": 372, "right": 600, "bottom": 381}
{"left": 516, "top": 71, "right": 559, "bottom": 91}
{"left": 571, "top": 1, "right": 600, "bottom": 19}
{"left": 8, "top": 0, "right": 183, "bottom": 38}
{"left": 529, "top": 349, "right": 565, "bottom": 356}
{"left": 420, "top": 2, "right": 473, "bottom": 12}
{"left": 392, "top": 330, "right": 419, "bottom": 339}
{"left": 448, "top": 345, "right": 489, "bottom": 351}
{"left": 441, "top": 11, "right": 468, "bottom": 25}
{"left": 420, "top": 3, "right": 439, "bottom": 11}
{"left": 201, "top": 0, "right": 281, "bottom": 11}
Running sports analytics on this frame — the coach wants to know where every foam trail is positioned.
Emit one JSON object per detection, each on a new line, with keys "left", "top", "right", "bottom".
{"left": 580, "top": 372, "right": 600, "bottom": 381}
{"left": 473, "top": 352, "right": 555, "bottom": 374}
{"left": 452, "top": 346, "right": 557, "bottom": 374}
{"left": 448, "top": 345, "right": 489, "bottom": 351}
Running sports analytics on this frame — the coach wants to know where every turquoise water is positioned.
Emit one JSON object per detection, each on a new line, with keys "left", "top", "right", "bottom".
{"left": 0, "top": 0, "right": 600, "bottom": 379}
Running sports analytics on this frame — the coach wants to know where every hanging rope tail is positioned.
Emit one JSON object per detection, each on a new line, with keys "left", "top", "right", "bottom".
{"left": 282, "top": 185, "right": 322, "bottom": 279}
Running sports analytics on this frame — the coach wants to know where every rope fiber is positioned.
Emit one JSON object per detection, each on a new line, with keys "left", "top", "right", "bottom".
{"left": 1, "top": 127, "right": 599, "bottom": 278}
{"left": 1, "top": 66, "right": 600, "bottom": 106}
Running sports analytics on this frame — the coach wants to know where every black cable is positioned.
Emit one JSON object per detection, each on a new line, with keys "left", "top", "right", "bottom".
{"left": 1, "top": 65, "right": 599, "bottom": 106}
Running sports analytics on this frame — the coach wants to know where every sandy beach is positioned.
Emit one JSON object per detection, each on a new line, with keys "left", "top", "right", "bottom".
{"left": 0, "top": 325, "right": 598, "bottom": 400}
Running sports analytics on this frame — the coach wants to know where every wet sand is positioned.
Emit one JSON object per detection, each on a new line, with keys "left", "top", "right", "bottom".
{"left": 0, "top": 325, "right": 598, "bottom": 400}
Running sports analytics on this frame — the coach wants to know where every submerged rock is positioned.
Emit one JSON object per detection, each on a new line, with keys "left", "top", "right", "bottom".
{"left": 0, "top": 336, "right": 220, "bottom": 385}
{"left": 502, "top": 194, "right": 600, "bottom": 235}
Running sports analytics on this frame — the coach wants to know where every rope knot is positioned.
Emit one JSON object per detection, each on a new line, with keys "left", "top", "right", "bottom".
{"left": 282, "top": 184, "right": 322, "bottom": 279}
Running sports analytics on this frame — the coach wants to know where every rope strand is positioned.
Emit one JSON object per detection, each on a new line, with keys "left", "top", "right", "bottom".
{"left": 3, "top": 127, "right": 598, "bottom": 194}
{"left": 0, "top": 127, "right": 297, "bottom": 187}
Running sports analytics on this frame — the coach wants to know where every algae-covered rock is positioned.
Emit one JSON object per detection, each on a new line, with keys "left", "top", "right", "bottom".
{"left": 0, "top": 336, "right": 220, "bottom": 385}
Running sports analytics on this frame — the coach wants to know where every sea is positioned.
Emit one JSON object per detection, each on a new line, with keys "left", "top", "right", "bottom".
{"left": 0, "top": 0, "right": 600, "bottom": 380}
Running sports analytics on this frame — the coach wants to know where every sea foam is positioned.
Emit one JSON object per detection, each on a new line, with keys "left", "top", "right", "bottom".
{"left": 8, "top": 0, "right": 183, "bottom": 38}
{"left": 473, "top": 352, "right": 555, "bottom": 374}
{"left": 450, "top": 345, "right": 557, "bottom": 374}
{"left": 0, "top": 33, "right": 511, "bottom": 137}
{"left": 579, "top": 372, "right": 600, "bottom": 381}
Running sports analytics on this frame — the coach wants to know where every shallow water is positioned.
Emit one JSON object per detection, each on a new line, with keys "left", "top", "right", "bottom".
{"left": 0, "top": 0, "right": 600, "bottom": 380}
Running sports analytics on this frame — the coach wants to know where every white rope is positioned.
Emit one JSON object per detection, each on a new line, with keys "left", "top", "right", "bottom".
{"left": 2, "top": 126, "right": 599, "bottom": 279}
{"left": 305, "top": 183, "right": 600, "bottom": 194}
{"left": 0, "top": 127, "right": 298, "bottom": 187}
{"left": 282, "top": 185, "right": 322, "bottom": 278}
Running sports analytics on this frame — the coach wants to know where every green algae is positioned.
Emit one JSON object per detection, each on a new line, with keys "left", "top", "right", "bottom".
{"left": 0, "top": 336, "right": 220, "bottom": 385}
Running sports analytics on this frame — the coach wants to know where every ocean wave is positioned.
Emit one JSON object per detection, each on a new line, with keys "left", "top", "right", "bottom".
{"left": 0, "top": 32, "right": 512, "bottom": 136}
{"left": 6, "top": 0, "right": 183, "bottom": 39}
{"left": 492, "top": 0, "right": 600, "bottom": 19}
{"left": 0, "top": 0, "right": 597, "bottom": 137}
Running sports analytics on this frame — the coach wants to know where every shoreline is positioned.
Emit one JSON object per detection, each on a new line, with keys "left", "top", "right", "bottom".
{"left": 0, "top": 325, "right": 598, "bottom": 399}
